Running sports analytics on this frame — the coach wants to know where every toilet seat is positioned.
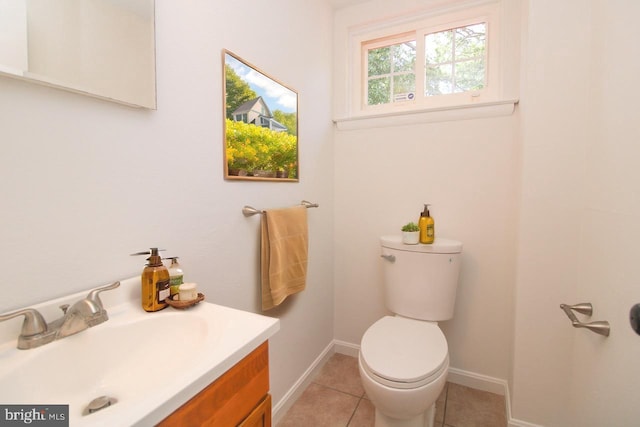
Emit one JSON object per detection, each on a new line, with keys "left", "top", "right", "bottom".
{"left": 360, "top": 316, "right": 449, "bottom": 390}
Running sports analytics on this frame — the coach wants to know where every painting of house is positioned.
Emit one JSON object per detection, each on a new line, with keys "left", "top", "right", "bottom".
{"left": 231, "top": 96, "right": 287, "bottom": 132}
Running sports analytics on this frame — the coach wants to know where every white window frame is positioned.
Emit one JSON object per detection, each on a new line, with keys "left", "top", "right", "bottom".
{"left": 343, "top": 1, "right": 514, "bottom": 126}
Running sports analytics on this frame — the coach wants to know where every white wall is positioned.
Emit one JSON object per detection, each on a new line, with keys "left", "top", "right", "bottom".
{"left": 0, "top": 0, "right": 28, "bottom": 71}
{"left": 332, "top": 0, "right": 519, "bottom": 383}
{"left": 511, "top": 1, "right": 591, "bottom": 422}
{"left": 567, "top": 3, "right": 640, "bottom": 425}
{"left": 0, "top": 0, "right": 334, "bottom": 410}
{"left": 512, "top": 1, "right": 640, "bottom": 425}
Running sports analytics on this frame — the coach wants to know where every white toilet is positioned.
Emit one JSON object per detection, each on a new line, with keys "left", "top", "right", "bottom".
{"left": 359, "top": 236, "right": 462, "bottom": 427}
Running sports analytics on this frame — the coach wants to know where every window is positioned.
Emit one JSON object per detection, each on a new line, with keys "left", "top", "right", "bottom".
{"left": 363, "top": 21, "right": 488, "bottom": 109}
{"left": 339, "top": 1, "right": 514, "bottom": 124}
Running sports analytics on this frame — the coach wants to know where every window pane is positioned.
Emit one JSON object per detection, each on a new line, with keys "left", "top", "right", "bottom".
{"left": 393, "top": 41, "right": 416, "bottom": 72}
{"left": 424, "top": 23, "right": 486, "bottom": 96}
{"left": 368, "top": 77, "right": 391, "bottom": 105}
{"left": 393, "top": 73, "right": 416, "bottom": 101}
{"left": 425, "top": 31, "right": 453, "bottom": 64}
{"left": 368, "top": 46, "right": 391, "bottom": 77}
{"left": 425, "top": 64, "right": 452, "bottom": 96}
{"left": 455, "top": 23, "right": 485, "bottom": 61}
{"left": 454, "top": 59, "right": 484, "bottom": 92}
{"left": 366, "top": 39, "right": 417, "bottom": 106}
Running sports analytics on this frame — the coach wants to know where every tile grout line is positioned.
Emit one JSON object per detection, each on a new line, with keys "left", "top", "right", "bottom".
{"left": 310, "top": 379, "right": 366, "bottom": 399}
{"left": 441, "top": 383, "right": 450, "bottom": 427}
{"left": 310, "top": 379, "right": 367, "bottom": 427}
{"left": 345, "top": 396, "right": 365, "bottom": 427}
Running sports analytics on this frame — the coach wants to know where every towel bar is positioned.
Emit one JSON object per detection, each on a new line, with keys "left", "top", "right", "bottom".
{"left": 242, "top": 200, "right": 319, "bottom": 217}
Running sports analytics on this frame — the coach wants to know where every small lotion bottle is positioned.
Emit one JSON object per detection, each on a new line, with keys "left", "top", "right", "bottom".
{"left": 140, "top": 248, "right": 171, "bottom": 312}
{"left": 419, "top": 204, "right": 435, "bottom": 244}
{"left": 166, "top": 257, "right": 184, "bottom": 297}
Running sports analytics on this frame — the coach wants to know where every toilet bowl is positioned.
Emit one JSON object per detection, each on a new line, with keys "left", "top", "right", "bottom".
{"left": 359, "top": 236, "right": 462, "bottom": 427}
{"left": 359, "top": 316, "right": 449, "bottom": 427}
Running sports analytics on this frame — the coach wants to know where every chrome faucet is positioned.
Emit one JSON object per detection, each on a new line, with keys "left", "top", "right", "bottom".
{"left": 0, "top": 281, "right": 120, "bottom": 349}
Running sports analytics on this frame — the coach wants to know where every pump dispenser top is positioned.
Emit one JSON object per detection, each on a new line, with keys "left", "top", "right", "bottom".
{"left": 418, "top": 204, "right": 435, "bottom": 244}
{"left": 146, "top": 248, "right": 163, "bottom": 267}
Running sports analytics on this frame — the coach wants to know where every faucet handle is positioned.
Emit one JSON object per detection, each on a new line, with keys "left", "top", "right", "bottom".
{"left": 86, "top": 281, "right": 121, "bottom": 311}
{"left": 0, "top": 308, "right": 48, "bottom": 337}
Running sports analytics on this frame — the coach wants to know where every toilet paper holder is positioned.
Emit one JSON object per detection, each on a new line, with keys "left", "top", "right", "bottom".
{"left": 560, "top": 302, "right": 610, "bottom": 337}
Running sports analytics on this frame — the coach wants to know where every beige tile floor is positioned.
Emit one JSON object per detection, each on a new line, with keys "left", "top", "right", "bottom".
{"left": 277, "top": 353, "right": 507, "bottom": 427}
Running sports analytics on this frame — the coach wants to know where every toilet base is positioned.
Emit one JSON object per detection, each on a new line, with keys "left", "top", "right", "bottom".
{"left": 374, "top": 403, "right": 436, "bottom": 427}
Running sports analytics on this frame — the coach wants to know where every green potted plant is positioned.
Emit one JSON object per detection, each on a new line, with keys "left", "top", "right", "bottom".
{"left": 401, "top": 222, "right": 420, "bottom": 244}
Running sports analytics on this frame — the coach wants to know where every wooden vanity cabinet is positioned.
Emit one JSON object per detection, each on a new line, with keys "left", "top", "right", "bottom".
{"left": 158, "top": 341, "right": 271, "bottom": 427}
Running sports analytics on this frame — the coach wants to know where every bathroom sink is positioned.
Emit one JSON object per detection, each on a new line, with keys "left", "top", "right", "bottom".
{"left": 0, "top": 277, "right": 280, "bottom": 426}
{"left": 0, "top": 314, "right": 209, "bottom": 405}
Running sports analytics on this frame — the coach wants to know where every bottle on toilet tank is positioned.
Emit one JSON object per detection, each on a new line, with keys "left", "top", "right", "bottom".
{"left": 418, "top": 204, "right": 435, "bottom": 244}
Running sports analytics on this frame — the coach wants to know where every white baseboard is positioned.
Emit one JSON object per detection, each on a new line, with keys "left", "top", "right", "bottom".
{"left": 447, "top": 367, "right": 507, "bottom": 396}
{"left": 445, "top": 367, "right": 543, "bottom": 427}
{"left": 508, "top": 418, "right": 544, "bottom": 427}
{"left": 332, "top": 339, "right": 360, "bottom": 357}
{"left": 272, "top": 340, "right": 544, "bottom": 427}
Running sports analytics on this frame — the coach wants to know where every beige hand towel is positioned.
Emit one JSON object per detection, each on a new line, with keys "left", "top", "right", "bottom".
{"left": 261, "top": 206, "right": 308, "bottom": 310}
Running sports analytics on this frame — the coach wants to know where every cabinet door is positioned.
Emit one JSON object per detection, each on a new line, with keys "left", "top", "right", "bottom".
{"left": 158, "top": 342, "right": 269, "bottom": 427}
{"left": 239, "top": 394, "right": 271, "bottom": 427}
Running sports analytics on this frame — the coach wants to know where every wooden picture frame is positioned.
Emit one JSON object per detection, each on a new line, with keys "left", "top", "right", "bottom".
{"left": 223, "top": 50, "right": 299, "bottom": 181}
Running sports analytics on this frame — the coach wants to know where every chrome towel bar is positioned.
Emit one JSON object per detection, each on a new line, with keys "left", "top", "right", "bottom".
{"left": 560, "top": 302, "right": 610, "bottom": 337}
{"left": 242, "top": 200, "right": 319, "bottom": 217}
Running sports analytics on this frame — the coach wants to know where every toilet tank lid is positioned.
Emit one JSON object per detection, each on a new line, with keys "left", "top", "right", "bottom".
{"left": 381, "top": 236, "right": 462, "bottom": 254}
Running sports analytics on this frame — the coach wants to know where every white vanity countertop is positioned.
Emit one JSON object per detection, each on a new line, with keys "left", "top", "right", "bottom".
{"left": 0, "top": 277, "right": 280, "bottom": 426}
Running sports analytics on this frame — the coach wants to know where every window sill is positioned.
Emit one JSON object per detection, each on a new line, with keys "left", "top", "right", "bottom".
{"left": 333, "top": 99, "right": 518, "bottom": 131}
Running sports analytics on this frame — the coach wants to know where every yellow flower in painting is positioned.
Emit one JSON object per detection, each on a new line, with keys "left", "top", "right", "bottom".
{"left": 225, "top": 118, "right": 298, "bottom": 174}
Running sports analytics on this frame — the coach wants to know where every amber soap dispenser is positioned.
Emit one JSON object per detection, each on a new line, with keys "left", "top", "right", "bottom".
{"left": 418, "top": 204, "right": 435, "bottom": 244}
{"left": 132, "top": 248, "right": 171, "bottom": 312}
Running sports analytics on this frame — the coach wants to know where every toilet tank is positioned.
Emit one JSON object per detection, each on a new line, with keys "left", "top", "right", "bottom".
{"left": 380, "top": 236, "right": 462, "bottom": 321}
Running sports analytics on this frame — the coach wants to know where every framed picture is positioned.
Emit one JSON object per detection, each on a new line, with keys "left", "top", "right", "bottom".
{"left": 223, "top": 50, "right": 299, "bottom": 181}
